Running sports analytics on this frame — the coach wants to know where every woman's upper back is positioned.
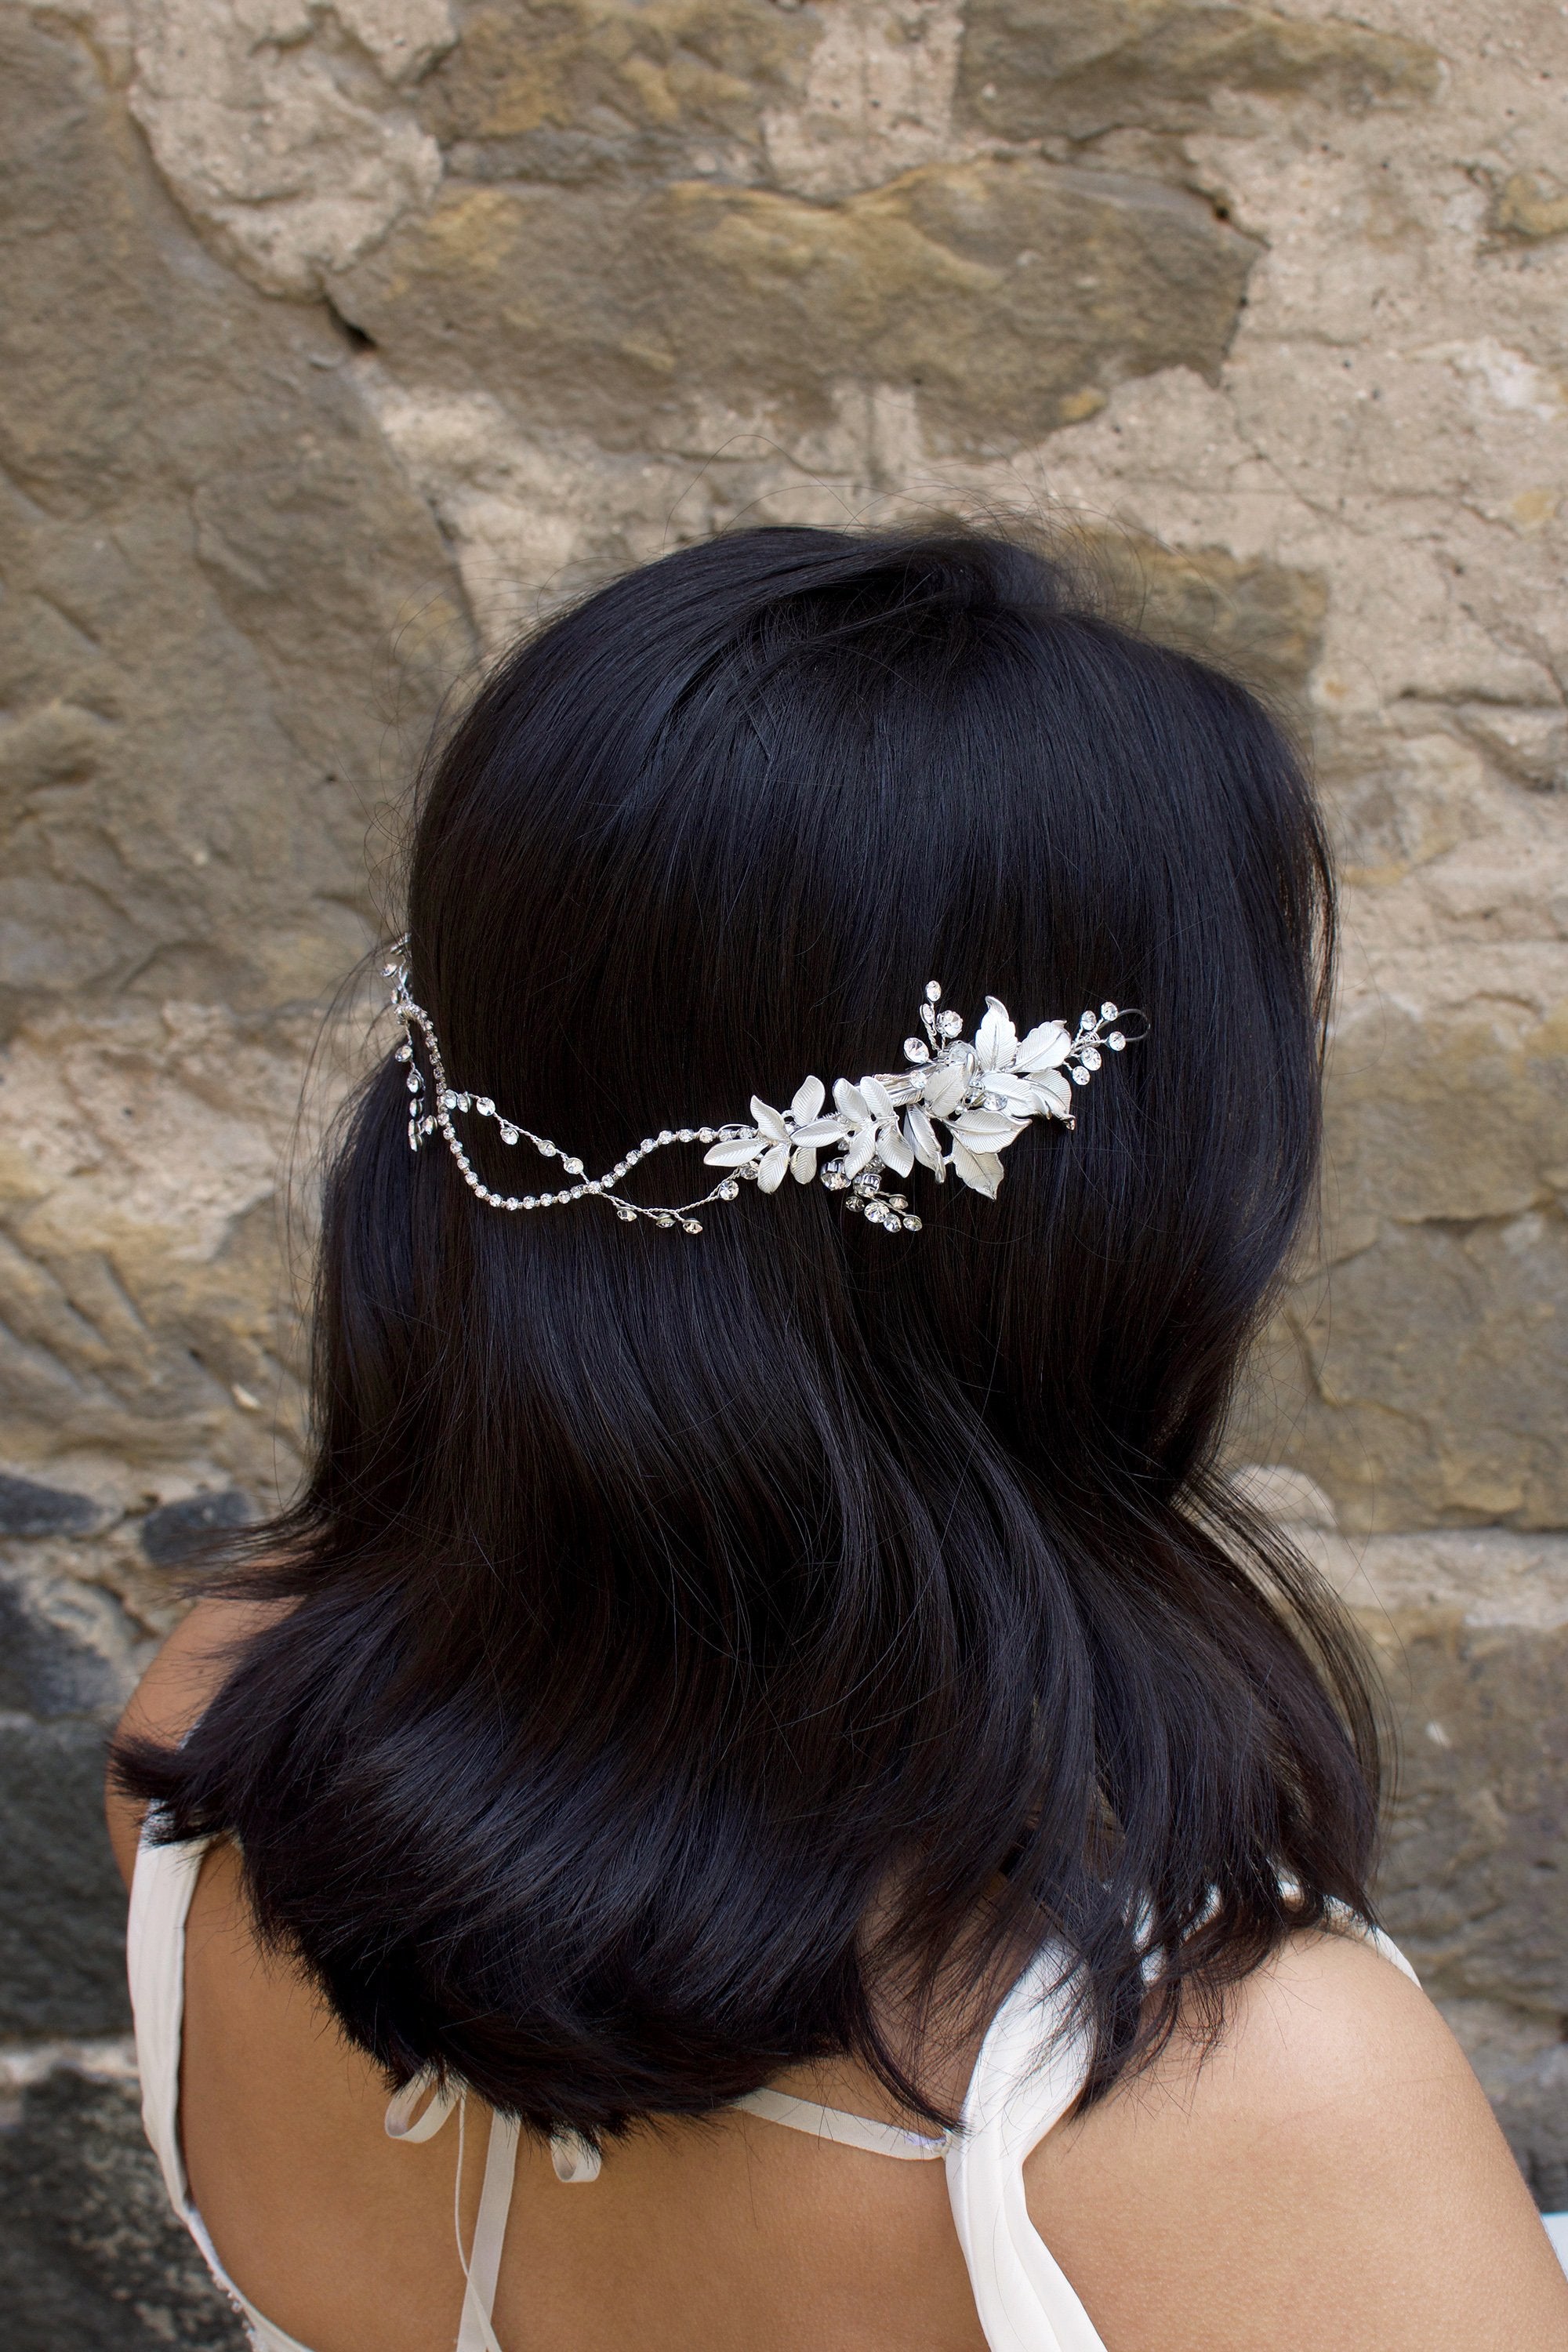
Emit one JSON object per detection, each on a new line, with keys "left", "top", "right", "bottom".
{"left": 111, "top": 1601, "right": 1568, "bottom": 2352}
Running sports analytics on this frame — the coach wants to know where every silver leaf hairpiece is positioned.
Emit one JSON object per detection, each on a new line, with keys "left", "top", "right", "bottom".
{"left": 383, "top": 942, "right": 1145, "bottom": 1236}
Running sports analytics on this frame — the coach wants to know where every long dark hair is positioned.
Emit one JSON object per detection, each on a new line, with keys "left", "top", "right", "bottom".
{"left": 117, "top": 523, "right": 1380, "bottom": 2140}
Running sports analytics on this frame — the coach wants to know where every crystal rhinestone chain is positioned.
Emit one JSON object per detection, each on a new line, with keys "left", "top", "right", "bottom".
{"left": 386, "top": 945, "right": 743, "bottom": 1232}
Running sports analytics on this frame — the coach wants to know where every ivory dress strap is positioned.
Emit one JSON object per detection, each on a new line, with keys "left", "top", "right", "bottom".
{"left": 946, "top": 1941, "right": 1109, "bottom": 2352}
{"left": 733, "top": 2087, "right": 949, "bottom": 2159}
{"left": 453, "top": 2105, "right": 521, "bottom": 2352}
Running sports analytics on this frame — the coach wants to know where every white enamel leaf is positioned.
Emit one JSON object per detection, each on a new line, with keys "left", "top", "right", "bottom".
{"left": 790, "top": 1144, "right": 818, "bottom": 1184}
{"left": 975, "top": 997, "right": 1018, "bottom": 1072}
{"left": 950, "top": 1108, "right": 1025, "bottom": 1145}
{"left": 949, "top": 1139, "right": 1005, "bottom": 1197}
{"left": 757, "top": 1140, "right": 792, "bottom": 1192}
{"left": 1031, "top": 1070, "right": 1073, "bottom": 1118}
{"left": 984, "top": 1071, "right": 1038, "bottom": 1110}
{"left": 843, "top": 1124, "right": 877, "bottom": 1177}
{"left": 859, "top": 1074, "right": 898, "bottom": 1123}
{"left": 703, "top": 1136, "right": 765, "bottom": 1167}
{"left": 791, "top": 1075, "right": 825, "bottom": 1124}
{"left": 922, "top": 1061, "right": 968, "bottom": 1119}
{"left": 791, "top": 1116, "right": 849, "bottom": 1147}
{"left": 834, "top": 1076, "right": 870, "bottom": 1124}
{"left": 1014, "top": 1020, "right": 1073, "bottom": 1072}
{"left": 750, "top": 1097, "right": 789, "bottom": 1142}
{"left": 877, "top": 1123, "right": 915, "bottom": 1178}
{"left": 905, "top": 1103, "right": 943, "bottom": 1171}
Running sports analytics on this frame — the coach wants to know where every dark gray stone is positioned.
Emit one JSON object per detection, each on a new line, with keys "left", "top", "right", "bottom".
{"left": 0, "top": 1572, "right": 129, "bottom": 1719}
{"left": 1367, "top": 1596, "right": 1568, "bottom": 2014}
{"left": 0, "top": 1719, "right": 129, "bottom": 2037}
{"left": 1434, "top": 1998, "right": 1568, "bottom": 2210}
{"left": 0, "top": 2066, "right": 245, "bottom": 2350}
{"left": 139, "top": 1491, "right": 255, "bottom": 1568}
{"left": 0, "top": 1472, "right": 100, "bottom": 1538}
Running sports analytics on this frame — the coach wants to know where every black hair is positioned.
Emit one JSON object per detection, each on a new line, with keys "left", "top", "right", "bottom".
{"left": 116, "top": 523, "right": 1381, "bottom": 2140}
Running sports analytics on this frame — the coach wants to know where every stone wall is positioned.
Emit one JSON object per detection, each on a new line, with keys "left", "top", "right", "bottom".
{"left": 1, "top": 0, "right": 1565, "bottom": 2328}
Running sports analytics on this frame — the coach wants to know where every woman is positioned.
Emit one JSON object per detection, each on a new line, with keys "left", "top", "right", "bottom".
{"left": 108, "top": 526, "right": 1567, "bottom": 2351}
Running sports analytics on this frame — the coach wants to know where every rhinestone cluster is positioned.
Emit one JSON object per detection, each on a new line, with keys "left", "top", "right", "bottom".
{"left": 383, "top": 943, "right": 1143, "bottom": 1238}
{"left": 699, "top": 980, "right": 1144, "bottom": 1228}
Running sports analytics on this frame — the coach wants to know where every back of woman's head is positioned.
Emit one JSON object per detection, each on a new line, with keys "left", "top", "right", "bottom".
{"left": 118, "top": 522, "right": 1379, "bottom": 2135}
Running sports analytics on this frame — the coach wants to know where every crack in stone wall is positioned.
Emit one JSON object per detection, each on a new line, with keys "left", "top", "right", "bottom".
{"left": 2, "top": 0, "right": 1566, "bottom": 2302}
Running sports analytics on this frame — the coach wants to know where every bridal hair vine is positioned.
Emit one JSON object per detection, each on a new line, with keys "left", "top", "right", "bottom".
{"left": 383, "top": 940, "right": 1145, "bottom": 1236}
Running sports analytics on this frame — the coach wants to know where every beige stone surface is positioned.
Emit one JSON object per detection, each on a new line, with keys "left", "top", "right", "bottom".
{"left": 0, "top": 1003, "right": 326, "bottom": 1495}
{"left": 126, "top": 0, "right": 456, "bottom": 296}
{"left": 1, "top": 5, "right": 469, "bottom": 1497}
{"left": 2, "top": 0, "right": 1566, "bottom": 2072}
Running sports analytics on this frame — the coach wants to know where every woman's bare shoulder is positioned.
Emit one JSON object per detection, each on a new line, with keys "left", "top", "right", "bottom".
{"left": 1025, "top": 1926, "right": 1568, "bottom": 2351}
{"left": 104, "top": 1592, "right": 286, "bottom": 1887}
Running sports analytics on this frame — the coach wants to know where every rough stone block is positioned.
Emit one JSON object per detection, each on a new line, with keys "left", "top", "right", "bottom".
{"left": 1489, "top": 169, "right": 1568, "bottom": 247}
{"left": 418, "top": 0, "right": 815, "bottom": 184}
{"left": 0, "top": 1718, "right": 130, "bottom": 2038}
{"left": 0, "top": 1005, "right": 317, "bottom": 1486}
{"left": 1087, "top": 532, "right": 1327, "bottom": 701}
{"left": 139, "top": 1490, "right": 256, "bottom": 1569}
{"left": 1306, "top": 1531, "right": 1568, "bottom": 2017}
{"left": 1325, "top": 957, "right": 1568, "bottom": 1240}
{"left": 1243, "top": 951, "right": 1568, "bottom": 1530}
{"left": 0, "top": 1472, "right": 99, "bottom": 1538}
{"left": 0, "top": 2060, "right": 243, "bottom": 2350}
{"left": 0, "top": 2, "right": 468, "bottom": 1488}
{"left": 956, "top": 0, "right": 1441, "bottom": 143}
{"left": 1277, "top": 1212, "right": 1568, "bottom": 1531}
{"left": 0, "top": 1535, "right": 152, "bottom": 2042}
{"left": 0, "top": 1554, "right": 139, "bottom": 1720}
{"left": 0, "top": 9, "right": 469, "bottom": 1026}
{"left": 332, "top": 156, "right": 1261, "bottom": 451}
{"left": 125, "top": 0, "right": 454, "bottom": 297}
